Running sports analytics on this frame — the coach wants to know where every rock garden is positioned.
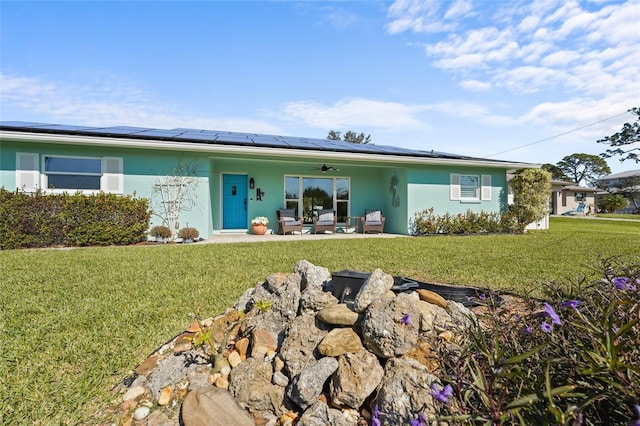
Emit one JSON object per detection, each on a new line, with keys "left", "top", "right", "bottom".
{"left": 109, "top": 259, "right": 638, "bottom": 426}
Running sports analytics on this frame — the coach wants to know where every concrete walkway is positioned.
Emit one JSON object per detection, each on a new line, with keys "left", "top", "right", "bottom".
{"left": 202, "top": 231, "right": 408, "bottom": 244}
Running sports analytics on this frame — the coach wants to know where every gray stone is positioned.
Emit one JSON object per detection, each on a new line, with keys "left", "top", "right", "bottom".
{"left": 233, "top": 287, "right": 255, "bottom": 312}
{"left": 316, "top": 304, "right": 360, "bottom": 326}
{"left": 287, "top": 357, "right": 339, "bottom": 410}
{"left": 279, "top": 313, "right": 329, "bottom": 377}
{"left": 329, "top": 350, "right": 384, "bottom": 409}
{"left": 417, "top": 300, "right": 452, "bottom": 333}
{"left": 228, "top": 357, "right": 286, "bottom": 417}
{"left": 447, "top": 300, "right": 477, "bottom": 330}
{"left": 123, "top": 385, "right": 145, "bottom": 401}
{"left": 297, "top": 401, "right": 351, "bottom": 426}
{"left": 293, "top": 260, "right": 331, "bottom": 291}
{"left": 134, "top": 406, "right": 150, "bottom": 421}
{"left": 147, "top": 354, "right": 200, "bottom": 399}
{"left": 299, "top": 285, "right": 339, "bottom": 314}
{"left": 353, "top": 268, "right": 394, "bottom": 313}
{"left": 244, "top": 273, "right": 301, "bottom": 339}
{"left": 361, "top": 293, "right": 421, "bottom": 358}
{"left": 372, "top": 357, "right": 440, "bottom": 425}
{"left": 181, "top": 387, "right": 255, "bottom": 426}
{"left": 272, "top": 371, "right": 289, "bottom": 387}
{"left": 187, "top": 372, "right": 210, "bottom": 392}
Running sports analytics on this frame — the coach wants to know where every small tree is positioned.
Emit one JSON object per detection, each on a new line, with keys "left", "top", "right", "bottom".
{"left": 151, "top": 161, "right": 202, "bottom": 239}
{"left": 600, "top": 193, "right": 629, "bottom": 213}
{"left": 509, "top": 168, "right": 551, "bottom": 227}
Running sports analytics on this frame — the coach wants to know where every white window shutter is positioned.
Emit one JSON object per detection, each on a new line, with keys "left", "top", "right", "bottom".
{"left": 16, "top": 152, "right": 40, "bottom": 192}
{"left": 101, "top": 157, "right": 123, "bottom": 193}
{"left": 481, "top": 175, "right": 492, "bottom": 200}
{"left": 450, "top": 173, "right": 461, "bottom": 200}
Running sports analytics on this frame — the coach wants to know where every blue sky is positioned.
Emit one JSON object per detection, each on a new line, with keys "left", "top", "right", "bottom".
{"left": 1, "top": 0, "right": 638, "bottom": 174}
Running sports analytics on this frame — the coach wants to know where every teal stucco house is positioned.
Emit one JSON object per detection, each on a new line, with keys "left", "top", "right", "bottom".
{"left": 0, "top": 122, "right": 538, "bottom": 237}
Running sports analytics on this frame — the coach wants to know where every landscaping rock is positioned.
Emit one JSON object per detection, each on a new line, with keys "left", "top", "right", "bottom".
{"left": 279, "top": 313, "right": 329, "bottom": 377}
{"left": 286, "top": 356, "right": 339, "bottom": 410}
{"left": 228, "top": 357, "right": 286, "bottom": 417}
{"left": 293, "top": 260, "right": 331, "bottom": 291}
{"left": 110, "top": 260, "right": 507, "bottom": 426}
{"left": 317, "top": 328, "right": 363, "bottom": 356}
{"left": 361, "top": 292, "right": 421, "bottom": 358}
{"left": 372, "top": 357, "right": 440, "bottom": 424}
{"left": 297, "top": 400, "right": 351, "bottom": 426}
{"left": 353, "top": 268, "right": 394, "bottom": 313}
{"left": 181, "top": 387, "right": 255, "bottom": 426}
{"left": 329, "top": 350, "right": 384, "bottom": 409}
{"left": 316, "top": 303, "right": 360, "bottom": 326}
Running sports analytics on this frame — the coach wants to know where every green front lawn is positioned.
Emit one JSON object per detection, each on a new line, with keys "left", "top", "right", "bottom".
{"left": 0, "top": 217, "right": 638, "bottom": 424}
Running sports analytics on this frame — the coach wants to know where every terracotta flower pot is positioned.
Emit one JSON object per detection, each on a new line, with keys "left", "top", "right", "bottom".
{"left": 252, "top": 224, "right": 267, "bottom": 235}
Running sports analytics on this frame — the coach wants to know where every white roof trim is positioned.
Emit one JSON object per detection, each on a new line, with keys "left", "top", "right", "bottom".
{"left": 1, "top": 130, "right": 537, "bottom": 169}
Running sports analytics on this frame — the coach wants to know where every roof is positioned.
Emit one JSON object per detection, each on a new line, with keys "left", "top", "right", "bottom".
{"left": 551, "top": 181, "right": 600, "bottom": 192}
{"left": 0, "top": 121, "right": 535, "bottom": 169}
{"left": 598, "top": 169, "right": 640, "bottom": 180}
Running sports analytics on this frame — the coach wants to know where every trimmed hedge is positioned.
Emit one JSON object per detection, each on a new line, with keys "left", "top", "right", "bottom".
{"left": 410, "top": 207, "right": 525, "bottom": 235}
{"left": 0, "top": 188, "right": 151, "bottom": 249}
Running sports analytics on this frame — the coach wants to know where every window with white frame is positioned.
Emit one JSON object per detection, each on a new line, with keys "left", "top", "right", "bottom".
{"left": 450, "top": 173, "right": 492, "bottom": 201}
{"left": 284, "top": 176, "right": 350, "bottom": 224}
{"left": 44, "top": 156, "right": 102, "bottom": 190}
{"left": 15, "top": 152, "right": 123, "bottom": 193}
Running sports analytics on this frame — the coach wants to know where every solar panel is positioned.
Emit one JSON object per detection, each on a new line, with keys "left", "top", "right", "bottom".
{"left": 1, "top": 121, "right": 520, "bottom": 164}
{"left": 81, "top": 126, "right": 149, "bottom": 136}
{"left": 250, "top": 136, "right": 289, "bottom": 147}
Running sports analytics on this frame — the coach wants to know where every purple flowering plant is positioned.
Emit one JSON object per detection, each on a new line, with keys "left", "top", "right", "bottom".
{"left": 400, "top": 313, "right": 411, "bottom": 325}
{"left": 429, "top": 257, "right": 639, "bottom": 425}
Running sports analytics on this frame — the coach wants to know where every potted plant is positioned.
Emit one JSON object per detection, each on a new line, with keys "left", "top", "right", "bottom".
{"left": 250, "top": 216, "right": 269, "bottom": 235}
{"left": 178, "top": 227, "right": 199, "bottom": 243}
{"left": 149, "top": 225, "right": 172, "bottom": 242}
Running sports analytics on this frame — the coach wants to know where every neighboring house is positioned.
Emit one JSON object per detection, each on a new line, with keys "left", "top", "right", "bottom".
{"left": 596, "top": 169, "right": 640, "bottom": 213}
{"left": 549, "top": 180, "right": 598, "bottom": 215}
{"left": 0, "top": 121, "right": 540, "bottom": 236}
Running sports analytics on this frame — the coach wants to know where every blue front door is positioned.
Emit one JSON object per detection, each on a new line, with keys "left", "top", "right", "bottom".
{"left": 222, "top": 174, "right": 248, "bottom": 229}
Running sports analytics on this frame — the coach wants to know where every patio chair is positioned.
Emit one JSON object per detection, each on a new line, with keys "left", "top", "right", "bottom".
{"left": 562, "top": 203, "right": 586, "bottom": 216}
{"left": 313, "top": 209, "right": 336, "bottom": 234}
{"left": 361, "top": 209, "right": 385, "bottom": 234}
{"left": 277, "top": 208, "right": 303, "bottom": 235}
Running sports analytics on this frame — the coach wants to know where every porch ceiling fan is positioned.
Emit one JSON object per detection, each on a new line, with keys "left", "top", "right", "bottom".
{"left": 312, "top": 164, "right": 340, "bottom": 173}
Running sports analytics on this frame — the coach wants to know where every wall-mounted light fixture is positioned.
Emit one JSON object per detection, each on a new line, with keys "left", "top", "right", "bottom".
{"left": 256, "top": 188, "right": 265, "bottom": 201}
{"left": 249, "top": 178, "right": 255, "bottom": 189}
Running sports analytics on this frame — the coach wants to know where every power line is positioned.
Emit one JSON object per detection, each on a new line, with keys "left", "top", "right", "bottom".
{"left": 487, "top": 110, "right": 631, "bottom": 158}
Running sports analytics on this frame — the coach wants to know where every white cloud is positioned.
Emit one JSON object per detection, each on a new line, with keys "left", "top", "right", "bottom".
{"left": 0, "top": 73, "right": 283, "bottom": 135}
{"left": 278, "top": 97, "right": 428, "bottom": 130}
{"left": 458, "top": 79, "right": 492, "bottom": 91}
{"left": 386, "top": 0, "right": 458, "bottom": 33}
{"left": 540, "top": 49, "right": 581, "bottom": 67}
{"left": 444, "top": 0, "right": 473, "bottom": 20}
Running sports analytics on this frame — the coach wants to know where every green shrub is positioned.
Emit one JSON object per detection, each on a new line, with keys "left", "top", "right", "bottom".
{"left": 0, "top": 188, "right": 151, "bottom": 249}
{"left": 410, "top": 208, "right": 522, "bottom": 235}
{"left": 432, "top": 256, "right": 640, "bottom": 425}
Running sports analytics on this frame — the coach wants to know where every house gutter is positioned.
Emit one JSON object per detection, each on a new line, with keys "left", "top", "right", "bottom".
{"left": 1, "top": 130, "right": 537, "bottom": 170}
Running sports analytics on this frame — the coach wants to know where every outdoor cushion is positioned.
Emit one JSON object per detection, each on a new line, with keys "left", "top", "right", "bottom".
{"left": 279, "top": 209, "right": 296, "bottom": 221}
{"left": 365, "top": 210, "right": 381, "bottom": 223}
{"left": 318, "top": 211, "right": 334, "bottom": 223}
